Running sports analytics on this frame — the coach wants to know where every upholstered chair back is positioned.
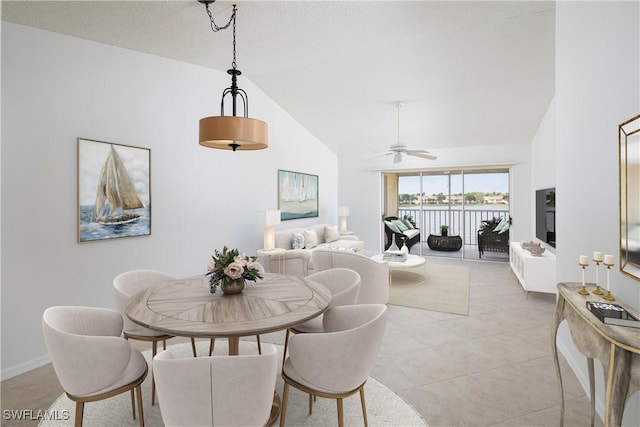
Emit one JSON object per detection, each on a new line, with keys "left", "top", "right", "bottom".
{"left": 311, "top": 249, "right": 389, "bottom": 304}
{"left": 286, "top": 304, "right": 388, "bottom": 393}
{"left": 113, "top": 269, "right": 177, "bottom": 336}
{"left": 153, "top": 343, "right": 278, "bottom": 427}
{"left": 42, "top": 306, "right": 147, "bottom": 397}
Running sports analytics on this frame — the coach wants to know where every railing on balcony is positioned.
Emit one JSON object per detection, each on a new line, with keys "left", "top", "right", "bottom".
{"left": 398, "top": 206, "right": 509, "bottom": 246}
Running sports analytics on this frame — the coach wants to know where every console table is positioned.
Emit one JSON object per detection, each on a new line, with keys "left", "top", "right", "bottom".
{"left": 427, "top": 234, "right": 462, "bottom": 251}
{"left": 551, "top": 282, "right": 640, "bottom": 427}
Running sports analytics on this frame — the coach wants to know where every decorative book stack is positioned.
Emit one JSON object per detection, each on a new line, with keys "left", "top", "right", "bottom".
{"left": 586, "top": 301, "right": 640, "bottom": 328}
{"left": 383, "top": 250, "right": 407, "bottom": 262}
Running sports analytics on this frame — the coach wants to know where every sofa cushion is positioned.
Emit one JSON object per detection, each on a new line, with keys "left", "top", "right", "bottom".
{"left": 403, "top": 229, "right": 420, "bottom": 239}
{"left": 317, "top": 239, "right": 364, "bottom": 252}
{"left": 303, "top": 229, "right": 319, "bottom": 249}
{"left": 325, "top": 225, "right": 339, "bottom": 243}
{"left": 292, "top": 232, "right": 305, "bottom": 249}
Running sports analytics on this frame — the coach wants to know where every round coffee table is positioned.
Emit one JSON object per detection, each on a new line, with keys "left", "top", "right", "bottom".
{"left": 371, "top": 254, "right": 427, "bottom": 286}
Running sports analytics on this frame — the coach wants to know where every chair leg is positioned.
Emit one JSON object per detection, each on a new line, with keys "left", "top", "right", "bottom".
{"left": 74, "top": 402, "right": 84, "bottom": 427}
{"left": 130, "top": 390, "right": 135, "bottom": 419}
{"left": 308, "top": 393, "right": 313, "bottom": 415}
{"left": 359, "top": 387, "right": 368, "bottom": 427}
{"left": 279, "top": 382, "right": 290, "bottom": 427}
{"left": 151, "top": 340, "right": 158, "bottom": 406}
{"left": 136, "top": 384, "right": 145, "bottom": 427}
{"left": 337, "top": 398, "right": 344, "bottom": 427}
{"left": 191, "top": 338, "right": 197, "bottom": 357}
{"left": 256, "top": 335, "right": 262, "bottom": 354}
{"left": 282, "top": 329, "right": 291, "bottom": 370}
{"left": 209, "top": 338, "right": 216, "bottom": 356}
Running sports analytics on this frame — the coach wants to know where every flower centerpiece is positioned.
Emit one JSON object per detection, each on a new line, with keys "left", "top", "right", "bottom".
{"left": 206, "top": 246, "right": 263, "bottom": 294}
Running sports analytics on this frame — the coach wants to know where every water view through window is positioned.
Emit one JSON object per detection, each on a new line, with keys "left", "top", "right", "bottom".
{"left": 396, "top": 169, "right": 510, "bottom": 259}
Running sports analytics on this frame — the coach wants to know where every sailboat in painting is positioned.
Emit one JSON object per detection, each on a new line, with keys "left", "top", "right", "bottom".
{"left": 93, "top": 145, "right": 144, "bottom": 225}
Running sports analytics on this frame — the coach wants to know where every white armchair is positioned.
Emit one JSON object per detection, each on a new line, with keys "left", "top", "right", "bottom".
{"left": 311, "top": 248, "right": 390, "bottom": 304}
{"left": 42, "top": 306, "right": 148, "bottom": 427}
{"left": 114, "top": 269, "right": 200, "bottom": 405}
{"left": 153, "top": 343, "right": 278, "bottom": 427}
{"left": 280, "top": 304, "right": 388, "bottom": 427}
{"left": 282, "top": 268, "right": 361, "bottom": 366}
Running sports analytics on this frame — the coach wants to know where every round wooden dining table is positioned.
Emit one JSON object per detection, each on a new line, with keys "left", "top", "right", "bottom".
{"left": 125, "top": 272, "right": 332, "bottom": 355}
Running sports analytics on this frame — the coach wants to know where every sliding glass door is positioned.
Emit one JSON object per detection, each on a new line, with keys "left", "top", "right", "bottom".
{"left": 393, "top": 168, "right": 510, "bottom": 260}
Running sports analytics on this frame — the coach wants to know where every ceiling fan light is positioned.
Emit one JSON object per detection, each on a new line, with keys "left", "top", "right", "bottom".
{"left": 393, "top": 152, "right": 402, "bottom": 163}
{"left": 199, "top": 116, "right": 268, "bottom": 151}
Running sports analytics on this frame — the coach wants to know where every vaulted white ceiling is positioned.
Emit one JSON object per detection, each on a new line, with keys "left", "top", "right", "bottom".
{"left": 2, "top": 0, "right": 555, "bottom": 158}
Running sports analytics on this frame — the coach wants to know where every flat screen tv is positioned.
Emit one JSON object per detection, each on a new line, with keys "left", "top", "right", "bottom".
{"left": 535, "top": 188, "right": 556, "bottom": 248}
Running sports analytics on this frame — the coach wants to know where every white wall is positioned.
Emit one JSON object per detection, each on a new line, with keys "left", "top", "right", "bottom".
{"left": 555, "top": 1, "right": 640, "bottom": 425}
{"left": 0, "top": 22, "right": 337, "bottom": 377}
{"left": 530, "top": 96, "right": 557, "bottom": 249}
{"left": 339, "top": 143, "right": 533, "bottom": 251}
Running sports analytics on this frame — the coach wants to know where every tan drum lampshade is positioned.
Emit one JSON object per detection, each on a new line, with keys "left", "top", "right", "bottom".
{"left": 199, "top": 116, "right": 268, "bottom": 151}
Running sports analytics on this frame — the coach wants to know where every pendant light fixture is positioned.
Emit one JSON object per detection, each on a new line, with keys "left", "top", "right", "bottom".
{"left": 198, "top": 1, "right": 268, "bottom": 151}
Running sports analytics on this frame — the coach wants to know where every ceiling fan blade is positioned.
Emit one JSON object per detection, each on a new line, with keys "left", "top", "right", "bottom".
{"left": 406, "top": 151, "right": 437, "bottom": 160}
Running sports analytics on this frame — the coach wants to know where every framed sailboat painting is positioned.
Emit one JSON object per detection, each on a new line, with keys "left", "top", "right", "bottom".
{"left": 77, "top": 138, "right": 151, "bottom": 242}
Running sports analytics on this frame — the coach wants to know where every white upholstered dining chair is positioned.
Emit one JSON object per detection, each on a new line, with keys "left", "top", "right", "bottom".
{"left": 311, "top": 249, "right": 390, "bottom": 304}
{"left": 42, "top": 306, "right": 148, "bottom": 427}
{"left": 282, "top": 268, "right": 361, "bottom": 366}
{"left": 280, "top": 304, "right": 388, "bottom": 427}
{"left": 113, "top": 269, "right": 199, "bottom": 405}
{"left": 153, "top": 343, "right": 279, "bottom": 427}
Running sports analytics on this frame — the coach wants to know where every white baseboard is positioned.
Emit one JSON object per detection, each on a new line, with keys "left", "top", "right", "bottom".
{"left": 1, "top": 354, "right": 50, "bottom": 382}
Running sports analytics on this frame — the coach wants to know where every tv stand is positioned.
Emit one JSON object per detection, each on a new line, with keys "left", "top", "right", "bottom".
{"left": 509, "top": 242, "right": 557, "bottom": 297}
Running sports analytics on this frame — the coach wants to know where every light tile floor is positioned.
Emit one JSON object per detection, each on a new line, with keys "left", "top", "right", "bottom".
{"left": 1, "top": 258, "right": 600, "bottom": 426}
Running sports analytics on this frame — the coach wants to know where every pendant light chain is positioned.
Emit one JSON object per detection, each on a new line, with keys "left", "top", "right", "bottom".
{"left": 231, "top": 7, "right": 237, "bottom": 70}
{"left": 204, "top": 3, "right": 238, "bottom": 70}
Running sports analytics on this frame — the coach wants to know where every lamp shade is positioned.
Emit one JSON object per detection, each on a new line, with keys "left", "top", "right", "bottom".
{"left": 199, "top": 116, "right": 268, "bottom": 150}
{"left": 263, "top": 209, "right": 281, "bottom": 226}
{"left": 338, "top": 206, "right": 350, "bottom": 217}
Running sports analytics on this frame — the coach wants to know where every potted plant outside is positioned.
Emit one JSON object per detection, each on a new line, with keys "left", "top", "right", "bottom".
{"left": 441, "top": 225, "right": 449, "bottom": 236}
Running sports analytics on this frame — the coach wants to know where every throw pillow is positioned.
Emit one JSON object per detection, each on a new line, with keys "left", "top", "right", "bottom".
{"left": 291, "top": 232, "right": 305, "bottom": 249}
{"left": 400, "top": 219, "right": 415, "bottom": 229}
{"left": 493, "top": 219, "right": 510, "bottom": 234}
{"left": 325, "top": 225, "right": 340, "bottom": 243}
{"left": 385, "top": 220, "right": 400, "bottom": 233}
{"left": 392, "top": 219, "right": 409, "bottom": 232}
{"left": 493, "top": 219, "right": 507, "bottom": 233}
{"left": 303, "top": 229, "right": 319, "bottom": 249}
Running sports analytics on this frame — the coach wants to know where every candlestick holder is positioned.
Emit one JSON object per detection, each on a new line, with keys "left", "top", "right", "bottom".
{"left": 578, "top": 262, "right": 589, "bottom": 295}
{"left": 592, "top": 259, "right": 604, "bottom": 295}
{"left": 603, "top": 261, "right": 615, "bottom": 301}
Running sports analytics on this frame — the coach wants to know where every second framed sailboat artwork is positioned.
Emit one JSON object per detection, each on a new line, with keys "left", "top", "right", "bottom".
{"left": 77, "top": 138, "right": 151, "bottom": 242}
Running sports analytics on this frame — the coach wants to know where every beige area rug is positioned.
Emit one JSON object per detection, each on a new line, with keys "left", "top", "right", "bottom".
{"left": 40, "top": 341, "right": 428, "bottom": 427}
{"left": 388, "top": 260, "right": 470, "bottom": 315}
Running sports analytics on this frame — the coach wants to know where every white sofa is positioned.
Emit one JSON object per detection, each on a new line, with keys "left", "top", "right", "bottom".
{"left": 262, "top": 224, "right": 364, "bottom": 277}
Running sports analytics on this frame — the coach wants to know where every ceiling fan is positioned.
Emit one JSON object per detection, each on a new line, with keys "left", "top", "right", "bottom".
{"left": 373, "top": 101, "right": 437, "bottom": 163}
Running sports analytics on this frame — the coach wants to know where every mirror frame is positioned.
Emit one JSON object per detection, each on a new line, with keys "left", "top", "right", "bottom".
{"left": 619, "top": 114, "right": 640, "bottom": 280}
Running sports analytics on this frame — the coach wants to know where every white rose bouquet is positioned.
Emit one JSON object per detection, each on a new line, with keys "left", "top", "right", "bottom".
{"left": 206, "top": 246, "right": 263, "bottom": 293}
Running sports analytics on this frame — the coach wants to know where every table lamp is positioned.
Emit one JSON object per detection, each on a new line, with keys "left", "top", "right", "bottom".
{"left": 338, "top": 206, "right": 350, "bottom": 233}
{"left": 262, "top": 210, "right": 281, "bottom": 250}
